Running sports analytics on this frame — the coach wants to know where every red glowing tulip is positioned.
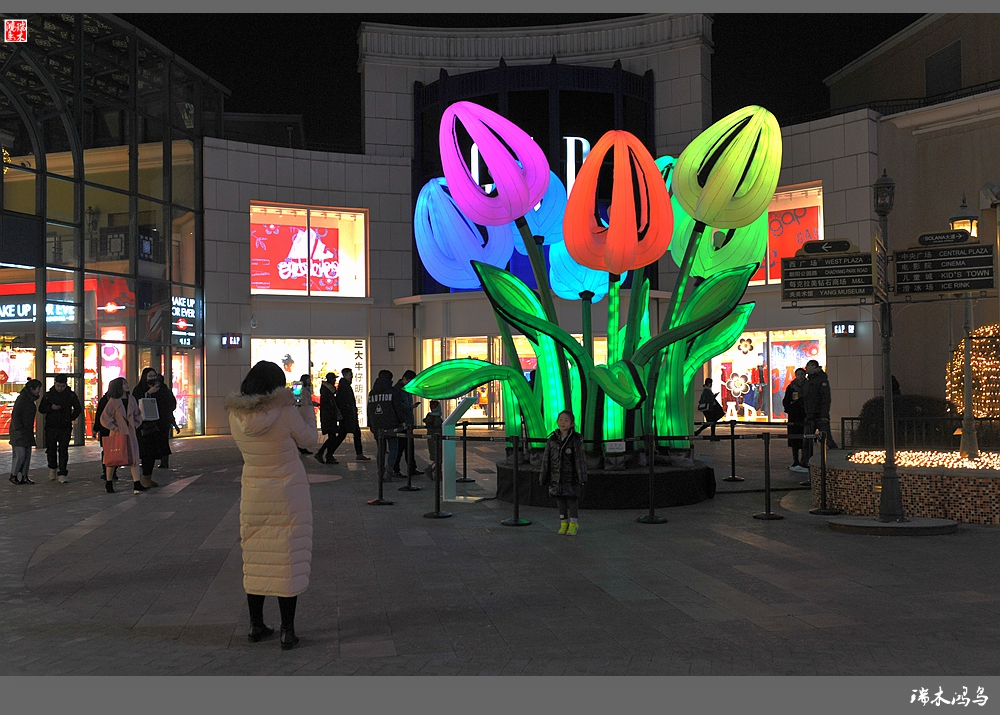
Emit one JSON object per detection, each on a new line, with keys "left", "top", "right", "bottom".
{"left": 438, "top": 101, "right": 550, "bottom": 226}
{"left": 563, "top": 130, "right": 672, "bottom": 275}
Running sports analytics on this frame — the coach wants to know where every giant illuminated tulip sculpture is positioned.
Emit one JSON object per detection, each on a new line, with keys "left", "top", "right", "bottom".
{"left": 406, "top": 99, "right": 782, "bottom": 468}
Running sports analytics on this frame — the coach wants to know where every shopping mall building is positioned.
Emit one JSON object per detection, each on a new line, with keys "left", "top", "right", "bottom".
{"left": 2, "top": 13, "right": 998, "bottom": 440}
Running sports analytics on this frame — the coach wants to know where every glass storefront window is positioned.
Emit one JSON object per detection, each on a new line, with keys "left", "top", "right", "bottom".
{"left": 46, "top": 222, "right": 79, "bottom": 268}
{"left": 137, "top": 140, "right": 165, "bottom": 200}
{"left": 83, "top": 143, "right": 130, "bottom": 191}
{"left": 171, "top": 137, "right": 195, "bottom": 209}
{"left": 136, "top": 279, "right": 171, "bottom": 343}
{"left": 137, "top": 199, "right": 167, "bottom": 279}
{"left": 85, "top": 272, "right": 135, "bottom": 342}
{"left": 3, "top": 165, "right": 37, "bottom": 215}
{"left": 250, "top": 337, "right": 368, "bottom": 427}
{"left": 250, "top": 203, "right": 368, "bottom": 298}
{"left": 172, "top": 347, "right": 202, "bottom": 435}
{"left": 84, "top": 185, "right": 131, "bottom": 274}
{"left": 708, "top": 327, "right": 827, "bottom": 422}
{"left": 46, "top": 176, "right": 76, "bottom": 223}
{"left": 171, "top": 207, "right": 196, "bottom": 285}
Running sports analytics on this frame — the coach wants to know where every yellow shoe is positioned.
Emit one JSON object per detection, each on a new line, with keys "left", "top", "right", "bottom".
{"left": 567, "top": 522, "right": 579, "bottom": 536}
{"left": 557, "top": 521, "right": 569, "bottom": 535}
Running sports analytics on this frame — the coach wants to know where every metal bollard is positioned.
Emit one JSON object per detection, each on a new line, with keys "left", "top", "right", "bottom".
{"left": 398, "top": 427, "right": 420, "bottom": 492}
{"left": 367, "top": 431, "right": 393, "bottom": 506}
{"left": 501, "top": 434, "right": 530, "bottom": 526}
{"left": 722, "top": 420, "right": 744, "bottom": 481}
{"left": 456, "top": 421, "right": 474, "bottom": 483}
{"left": 753, "top": 432, "right": 782, "bottom": 520}
{"left": 809, "top": 430, "right": 839, "bottom": 515}
{"left": 637, "top": 433, "right": 667, "bottom": 524}
{"left": 424, "top": 433, "right": 452, "bottom": 518}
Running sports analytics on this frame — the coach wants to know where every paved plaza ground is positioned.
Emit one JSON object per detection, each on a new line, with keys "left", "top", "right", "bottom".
{"left": 2, "top": 427, "right": 999, "bottom": 709}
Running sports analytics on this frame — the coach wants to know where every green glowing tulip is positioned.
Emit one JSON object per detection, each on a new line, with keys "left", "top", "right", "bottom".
{"left": 671, "top": 106, "right": 782, "bottom": 229}
{"left": 669, "top": 197, "right": 768, "bottom": 278}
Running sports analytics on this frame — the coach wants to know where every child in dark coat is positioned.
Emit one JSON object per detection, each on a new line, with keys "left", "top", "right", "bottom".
{"left": 423, "top": 400, "right": 443, "bottom": 478}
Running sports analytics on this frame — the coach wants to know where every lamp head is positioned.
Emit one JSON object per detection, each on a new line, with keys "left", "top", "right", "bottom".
{"left": 948, "top": 193, "right": 978, "bottom": 238}
{"left": 873, "top": 170, "right": 895, "bottom": 218}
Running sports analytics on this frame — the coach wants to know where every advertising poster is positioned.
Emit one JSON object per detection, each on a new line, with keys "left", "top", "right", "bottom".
{"left": 769, "top": 329, "right": 826, "bottom": 420}
{"left": 250, "top": 212, "right": 309, "bottom": 295}
{"left": 752, "top": 205, "right": 822, "bottom": 283}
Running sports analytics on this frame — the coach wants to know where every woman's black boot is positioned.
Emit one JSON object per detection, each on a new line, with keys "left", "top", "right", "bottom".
{"left": 105, "top": 480, "right": 115, "bottom": 494}
{"left": 279, "top": 625, "right": 299, "bottom": 650}
{"left": 248, "top": 623, "right": 274, "bottom": 642}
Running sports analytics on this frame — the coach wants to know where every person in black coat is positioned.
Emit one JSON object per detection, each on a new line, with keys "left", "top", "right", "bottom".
{"left": 326, "top": 368, "right": 370, "bottom": 462}
{"left": 9, "top": 379, "right": 42, "bottom": 485}
{"left": 314, "top": 373, "right": 341, "bottom": 464}
{"left": 538, "top": 410, "right": 587, "bottom": 536}
{"left": 390, "top": 370, "right": 421, "bottom": 478}
{"left": 782, "top": 368, "right": 809, "bottom": 473}
{"left": 693, "top": 377, "right": 725, "bottom": 437}
{"left": 132, "top": 367, "right": 175, "bottom": 488}
{"left": 38, "top": 375, "right": 83, "bottom": 482}
{"left": 367, "top": 370, "right": 407, "bottom": 481}
{"left": 801, "top": 359, "right": 837, "bottom": 466}
{"left": 154, "top": 377, "right": 178, "bottom": 468}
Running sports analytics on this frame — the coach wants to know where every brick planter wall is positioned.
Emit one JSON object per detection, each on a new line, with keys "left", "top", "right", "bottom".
{"left": 811, "top": 452, "right": 1000, "bottom": 524}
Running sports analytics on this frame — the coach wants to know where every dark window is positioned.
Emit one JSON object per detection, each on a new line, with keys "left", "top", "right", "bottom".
{"left": 925, "top": 40, "right": 962, "bottom": 97}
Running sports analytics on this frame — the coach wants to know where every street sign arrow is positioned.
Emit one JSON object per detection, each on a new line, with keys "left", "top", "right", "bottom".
{"left": 918, "top": 230, "right": 970, "bottom": 247}
{"left": 802, "top": 239, "right": 853, "bottom": 255}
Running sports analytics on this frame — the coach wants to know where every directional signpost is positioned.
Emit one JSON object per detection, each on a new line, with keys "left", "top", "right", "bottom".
{"left": 894, "top": 242, "right": 995, "bottom": 296}
{"left": 781, "top": 240, "right": 877, "bottom": 302}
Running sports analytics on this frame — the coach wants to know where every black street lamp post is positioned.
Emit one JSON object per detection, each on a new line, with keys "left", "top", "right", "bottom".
{"left": 874, "top": 170, "right": 906, "bottom": 522}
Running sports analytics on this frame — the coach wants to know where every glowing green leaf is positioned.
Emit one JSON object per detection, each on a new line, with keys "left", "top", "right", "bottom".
{"left": 682, "top": 302, "right": 755, "bottom": 387}
{"left": 669, "top": 199, "right": 768, "bottom": 278}
{"left": 677, "top": 264, "right": 757, "bottom": 327}
{"left": 591, "top": 360, "right": 646, "bottom": 410}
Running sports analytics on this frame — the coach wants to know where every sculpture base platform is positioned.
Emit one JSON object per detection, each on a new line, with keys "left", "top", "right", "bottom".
{"left": 496, "top": 460, "right": 716, "bottom": 510}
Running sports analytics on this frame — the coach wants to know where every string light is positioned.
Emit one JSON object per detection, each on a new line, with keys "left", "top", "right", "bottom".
{"left": 848, "top": 450, "right": 1000, "bottom": 470}
{"left": 945, "top": 323, "right": 1000, "bottom": 417}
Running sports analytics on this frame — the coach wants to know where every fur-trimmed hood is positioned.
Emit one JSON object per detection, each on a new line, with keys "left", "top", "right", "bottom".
{"left": 226, "top": 388, "right": 296, "bottom": 437}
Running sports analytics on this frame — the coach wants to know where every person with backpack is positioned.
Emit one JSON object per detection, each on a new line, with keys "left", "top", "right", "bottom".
{"left": 693, "top": 377, "right": 724, "bottom": 438}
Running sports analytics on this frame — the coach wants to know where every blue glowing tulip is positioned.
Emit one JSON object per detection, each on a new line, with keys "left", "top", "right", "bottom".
{"left": 414, "top": 178, "right": 515, "bottom": 290}
{"left": 548, "top": 240, "right": 625, "bottom": 302}
{"left": 512, "top": 171, "right": 567, "bottom": 254}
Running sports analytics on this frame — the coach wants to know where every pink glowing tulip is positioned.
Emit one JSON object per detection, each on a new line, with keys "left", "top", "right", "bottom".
{"left": 438, "top": 101, "right": 550, "bottom": 226}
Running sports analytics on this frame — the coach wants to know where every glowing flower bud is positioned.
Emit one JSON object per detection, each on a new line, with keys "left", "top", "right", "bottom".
{"left": 438, "top": 101, "right": 550, "bottom": 226}
{"left": 513, "top": 171, "right": 567, "bottom": 254}
{"left": 563, "top": 130, "right": 673, "bottom": 275}
{"left": 413, "top": 178, "right": 515, "bottom": 290}
{"left": 671, "top": 105, "right": 782, "bottom": 229}
{"left": 548, "top": 240, "right": 625, "bottom": 302}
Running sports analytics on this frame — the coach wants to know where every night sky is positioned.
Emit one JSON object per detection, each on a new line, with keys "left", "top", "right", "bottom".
{"left": 117, "top": 13, "right": 925, "bottom": 151}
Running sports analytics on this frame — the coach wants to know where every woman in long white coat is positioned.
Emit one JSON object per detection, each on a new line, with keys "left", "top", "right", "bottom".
{"left": 99, "top": 377, "right": 145, "bottom": 494}
{"left": 227, "top": 360, "right": 316, "bottom": 650}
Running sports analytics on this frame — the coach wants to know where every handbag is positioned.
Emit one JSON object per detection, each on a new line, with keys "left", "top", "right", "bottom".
{"left": 103, "top": 431, "right": 132, "bottom": 467}
{"left": 139, "top": 397, "right": 160, "bottom": 422}
{"left": 697, "top": 400, "right": 708, "bottom": 411}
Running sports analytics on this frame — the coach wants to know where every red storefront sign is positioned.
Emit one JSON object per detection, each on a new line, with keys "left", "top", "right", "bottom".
{"left": 250, "top": 220, "right": 340, "bottom": 295}
{"left": 753, "top": 205, "right": 822, "bottom": 283}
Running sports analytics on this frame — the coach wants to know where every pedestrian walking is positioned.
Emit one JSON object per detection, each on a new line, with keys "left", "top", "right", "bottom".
{"left": 390, "top": 369, "right": 422, "bottom": 478}
{"left": 100, "top": 377, "right": 145, "bottom": 494}
{"left": 9, "top": 379, "right": 42, "bottom": 485}
{"left": 783, "top": 368, "right": 809, "bottom": 473}
{"left": 538, "top": 410, "right": 587, "bottom": 536}
{"left": 314, "top": 373, "right": 341, "bottom": 465}
{"left": 801, "top": 358, "right": 837, "bottom": 467}
{"left": 132, "top": 368, "right": 172, "bottom": 488}
{"left": 226, "top": 360, "right": 315, "bottom": 651}
{"left": 367, "top": 369, "right": 406, "bottom": 482}
{"left": 38, "top": 375, "right": 82, "bottom": 483}
{"left": 326, "top": 368, "right": 370, "bottom": 461}
{"left": 693, "top": 377, "right": 724, "bottom": 437}
{"left": 295, "top": 374, "right": 318, "bottom": 456}
{"left": 423, "top": 400, "right": 443, "bottom": 478}
{"left": 93, "top": 394, "right": 119, "bottom": 481}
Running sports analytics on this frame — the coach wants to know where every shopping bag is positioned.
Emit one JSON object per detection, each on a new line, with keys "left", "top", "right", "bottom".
{"left": 103, "top": 432, "right": 132, "bottom": 467}
{"left": 139, "top": 397, "right": 160, "bottom": 422}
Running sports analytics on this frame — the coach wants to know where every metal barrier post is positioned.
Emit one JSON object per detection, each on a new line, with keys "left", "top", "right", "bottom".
{"left": 398, "top": 427, "right": 420, "bottom": 491}
{"left": 637, "top": 433, "right": 667, "bottom": 524}
{"left": 799, "top": 431, "right": 813, "bottom": 487}
{"left": 753, "top": 432, "right": 782, "bottom": 520}
{"left": 423, "top": 433, "right": 452, "bottom": 518}
{"left": 722, "top": 420, "right": 744, "bottom": 482}
{"left": 810, "top": 430, "right": 839, "bottom": 515}
{"left": 501, "top": 435, "right": 531, "bottom": 526}
{"left": 456, "top": 421, "right": 474, "bottom": 483}
{"left": 367, "top": 431, "right": 393, "bottom": 506}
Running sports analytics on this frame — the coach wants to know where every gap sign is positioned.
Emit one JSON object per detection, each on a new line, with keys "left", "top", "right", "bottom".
{"left": 894, "top": 244, "right": 996, "bottom": 295}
